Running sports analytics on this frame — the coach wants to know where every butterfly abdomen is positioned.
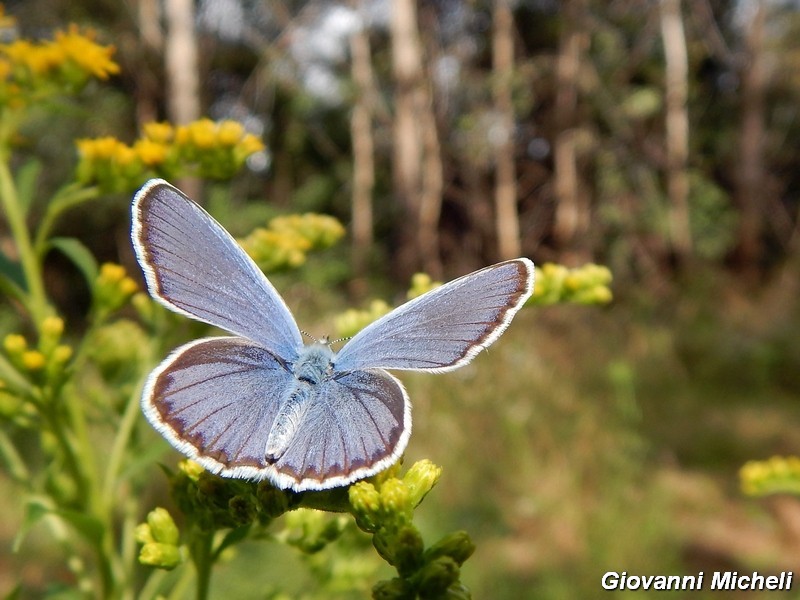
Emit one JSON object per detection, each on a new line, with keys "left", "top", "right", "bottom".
{"left": 265, "top": 344, "right": 335, "bottom": 463}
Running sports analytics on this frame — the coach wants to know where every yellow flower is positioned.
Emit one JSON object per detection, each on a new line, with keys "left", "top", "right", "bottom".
{"left": 53, "top": 345, "right": 73, "bottom": 364}
{"left": 187, "top": 118, "right": 217, "bottom": 149}
{"left": 119, "top": 277, "right": 138, "bottom": 296}
{"left": 99, "top": 262, "right": 126, "bottom": 283}
{"left": 3, "top": 334, "right": 26, "bottom": 354}
{"left": 216, "top": 120, "right": 244, "bottom": 146}
{"left": 134, "top": 138, "right": 168, "bottom": 166}
{"left": 22, "top": 350, "right": 45, "bottom": 371}
{"left": 0, "top": 57, "right": 11, "bottom": 80}
{"left": 237, "top": 134, "right": 265, "bottom": 155}
{"left": 112, "top": 143, "right": 137, "bottom": 167}
{"left": 1, "top": 39, "right": 57, "bottom": 75}
{"left": 41, "top": 316, "right": 65, "bottom": 338}
{"left": 55, "top": 25, "right": 119, "bottom": 80}
{"left": 174, "top": 125, "right": 191, "bottom": 146}
{"left": 143, "top": 122, "right": 174, "bottom": 144}
{"left": 77, "top": 136, "right": 124, "bottom": 160}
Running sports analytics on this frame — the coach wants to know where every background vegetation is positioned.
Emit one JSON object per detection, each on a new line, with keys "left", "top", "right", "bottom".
{"left": 1, "top": 0, "right": 800, "bottom": 598}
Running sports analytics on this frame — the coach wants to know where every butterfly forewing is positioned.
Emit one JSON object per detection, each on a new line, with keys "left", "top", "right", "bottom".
{"left": 335, "top": 258, "right": 534, "bottom": 373}
{"left": 142, "top": 337, "right": 296, "bottom": 478}
{"left": 132, "top": 179, "right": 303, "bottom": 361}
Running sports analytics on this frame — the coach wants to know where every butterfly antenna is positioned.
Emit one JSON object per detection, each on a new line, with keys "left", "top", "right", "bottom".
{"left": 300, "top": 330, "right": 319, "bottom": 343}
{"left": 328, "top": 336, "right": 351, "bottom": 346}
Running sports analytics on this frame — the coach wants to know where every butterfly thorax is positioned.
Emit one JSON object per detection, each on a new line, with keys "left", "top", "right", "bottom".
{"left": 292, "top": 343, "right": 335, "bottom": 385}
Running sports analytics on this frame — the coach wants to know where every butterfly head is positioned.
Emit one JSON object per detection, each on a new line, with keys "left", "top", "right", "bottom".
{"left": 294, "top": 342, "right": 336, "bottom": 384}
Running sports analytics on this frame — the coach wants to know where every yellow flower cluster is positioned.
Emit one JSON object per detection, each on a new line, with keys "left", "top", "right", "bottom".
{"left": 528, "top": 262, "right": 613, "bottom": 306}
{"left": 336, "top": 261, "right": 613, "bottom": 338}
{"left": 406, "top": 273, "right": 441, "bottom": 300}
{"left": 239, "top": 212, "right": 345, "bottom": 273}
{"left": 0, "top": 24, "right": 118, "bottom": 109}
{"left": 2, "top": 316, "right": 72, "bottom": 383}
{"left": 740, "top": 456, "right": 800, "bottom": 497}
{"left": 334, "top": 299, "right": 392, "bottom": 339}
{"left": 92, "top": 263, "right": 138, "bottom": 320}
{"left": 76, "top": 119, "right": 265, "bottom": 192}
{"left": 332, "top": 272, "right": 450, "bottom": 339}
{"left": 349, "top": 460, "right": 442, "bottom": 531}
{"left": 135, "top": 507, "right": 182, "bottom": 570}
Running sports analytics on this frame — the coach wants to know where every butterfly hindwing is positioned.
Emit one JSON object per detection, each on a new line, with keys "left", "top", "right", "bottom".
{"left": 132, "top": 179, "right": 303, "bottom": 361}
{"left": 270, "top": 369, "right": 411, "bottom": 490}
{"left": 334, "top": 258, "right": 534, "bottom": 373}
{"left": 142, "top": 336, "right": 294, "bottom": 479}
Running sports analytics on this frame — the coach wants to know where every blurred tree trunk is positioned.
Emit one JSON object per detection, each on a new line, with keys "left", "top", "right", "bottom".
{"left": 553, "top": 0, "right": 588, "bottom": 258}
{"left": 164, "top": 0, "right": 200, "bottom": 197}
{"left": 390, "top": 0, "right": 442, "bottom": 277}
{"left": 164, "top": 0, "right": 200, "bottom": 125}
{"left": 349, "top": 20, "right": 375, "bottom": 296}
{"left": 492, "top": 0, "right": 521, "bottom": 260}
{"left": 735, "top": 1, "right": 766, "bottom": 277}
{"left": 134, "top": 0, "right": 162, "bottom": 126}
{"left": 418, "top": 94, "right": 443, "bottom": 277}
{"left": 659, "top": 0, "right": 692, "bottom": 261}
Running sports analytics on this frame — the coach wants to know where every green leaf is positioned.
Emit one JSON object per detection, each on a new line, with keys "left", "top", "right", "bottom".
{"left": 0, "top": 249, "right": 26, "bottom": 296}
{"left": 13, "top": 497, "right": 105, "bottom": 552}
{"left": 47, "top": 237, "right": 98, "bottom": 288}
{"left": 15, "top": 159, "right": 42, "bottom": 213}
{"left": 0, "top": 352, "right": 32, "bottom": 394}
{"left": 53, "top": 508, "right": 105, "bottom": 546}
{"left": 13, "top": 497, "right": 50, "bottom": 552}
{"left": 213, "top": 525, "right": 251, "bottom": 559}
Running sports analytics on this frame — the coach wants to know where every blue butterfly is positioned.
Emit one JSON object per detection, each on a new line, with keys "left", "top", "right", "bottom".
{"left": 132, "top": 179, "right": 534, "bottom": 491}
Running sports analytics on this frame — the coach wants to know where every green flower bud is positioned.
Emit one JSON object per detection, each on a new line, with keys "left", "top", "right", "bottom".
{"left": 392, "top": 525, "right": 424, "bottom": 577}
{"left": 441, "top": 582, "right": 472, "bottom": 599}
{"left": 39, "top": 316, "right": 64, "bottom": 355}
{"left": 146, "top": 507, "right": 179, "bottom": 545}
{"left": 228, "top": 495, "right": 256, "bottom": 525}
{"left": 424, "top": 531, "right": 475, "bottom": 566}
{"left": 131, "top": 292, "right": 155, "bottom": 322}
{"left": 257, "top": 481, "right": 290, "bottom": 521}
{"left": 403, "top": 460, "right": 442, "bottom": 507}
{"left": 0, "top": 388, "right": 23, "bottom": 419}
{"left": 416, "top": 556, "right": 460, "bottom": 598}
{"left": 178, "top": 459, "right": 205, "bottom": 481}
{"left": 372, "top": 527, "right": 397, "bottom": 565}
{"left": 52, "top": 345, "right": 73, "bottom": 364}
{"left": 375, "top": 460, "right": 404, "bottom": 484}
{"left": 134, "top": 523, "right": 154, "bottom": 544}
{"left": 139, "top": 542, "right": 181, "bottom": 570}
{"left": 379, "top": 479, "right": 411, "bottom": 522}
{"left": 372, "top": 577, "right": 415, "bottom": 600}
{"left": 349, "top": 481, "right": 381, "bottom": 532}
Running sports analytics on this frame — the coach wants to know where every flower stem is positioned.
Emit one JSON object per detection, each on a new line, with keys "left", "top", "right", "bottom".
{"left": 33, "top": 183, "right": 100, "bottom": 257}
{"left": 190, "top": 530, "right": 214, "bottom": 600}
{"left": 0, "top": 158, "right": 49, "bottom": 325}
